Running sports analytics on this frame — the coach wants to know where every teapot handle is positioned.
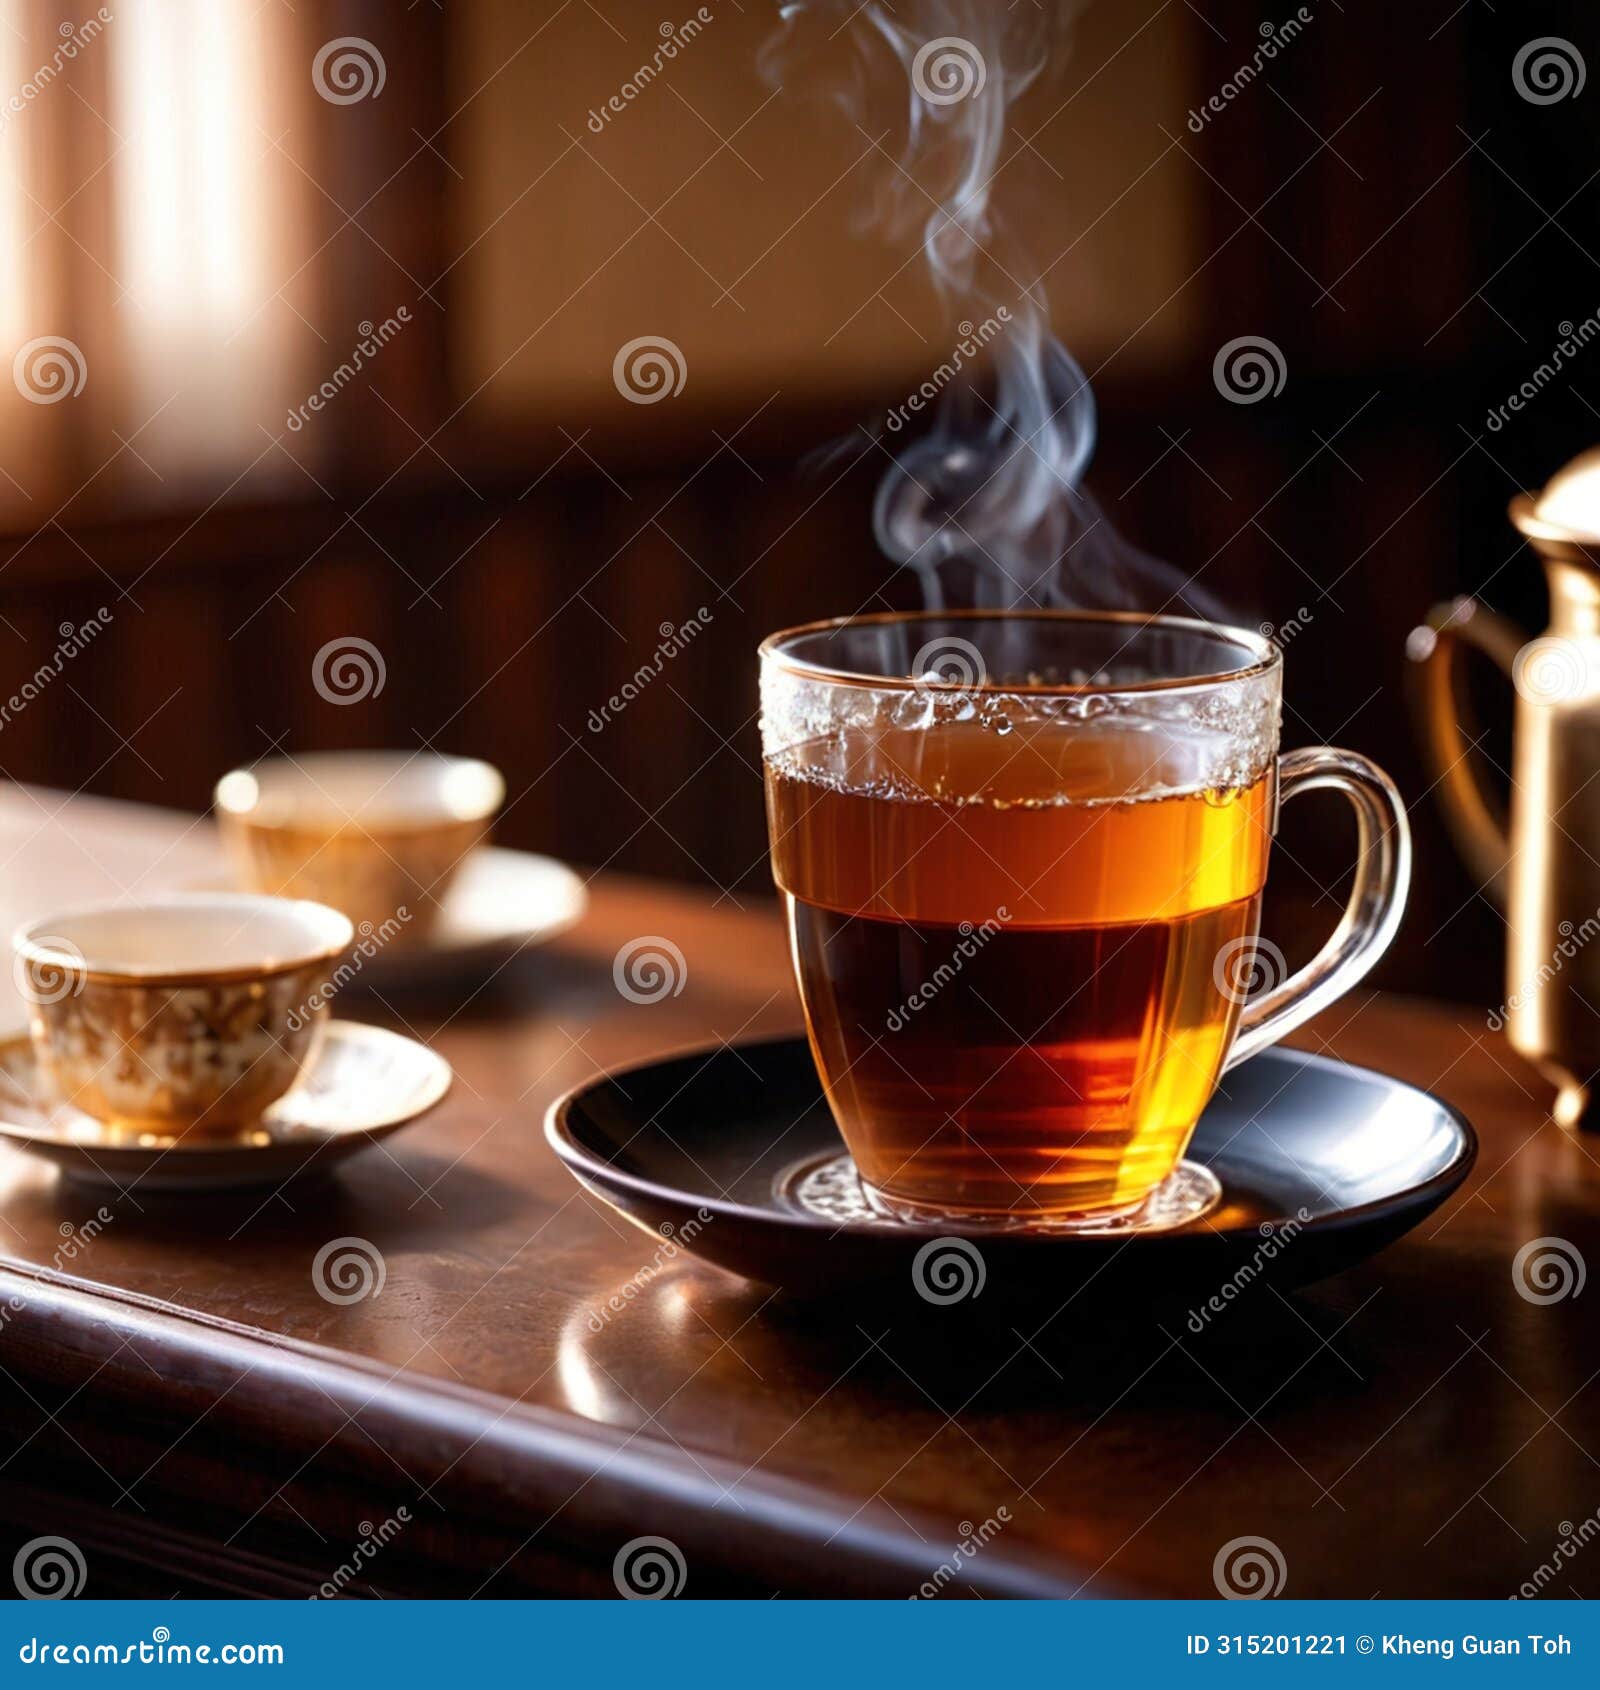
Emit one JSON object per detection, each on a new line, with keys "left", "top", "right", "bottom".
{"left": 1405, "top": 596, "right": 1523, "bottom": 906}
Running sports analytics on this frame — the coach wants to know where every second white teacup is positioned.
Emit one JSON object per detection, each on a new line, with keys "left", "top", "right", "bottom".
{"left": 214, "top": 752, "right": 504, "bottom": 945}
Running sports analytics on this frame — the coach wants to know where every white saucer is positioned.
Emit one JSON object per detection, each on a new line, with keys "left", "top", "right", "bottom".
{"left": 0, "top": 1021, "right": 451, "bottom": 1192}
{"left": 192, "top": 847, "right": 587, "bottom": 987}
{"left": 403, "top": 846, "right": 587, "bottom": 971}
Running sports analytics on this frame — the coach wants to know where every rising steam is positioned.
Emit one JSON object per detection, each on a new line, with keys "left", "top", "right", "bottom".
{"left": 764, "top": 1, "right": 1213, "bottom": 616}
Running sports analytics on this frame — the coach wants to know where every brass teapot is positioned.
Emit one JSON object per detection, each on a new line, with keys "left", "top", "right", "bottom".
{"left": 1410, "top": 449, "right": 1600, "bottom": 1127}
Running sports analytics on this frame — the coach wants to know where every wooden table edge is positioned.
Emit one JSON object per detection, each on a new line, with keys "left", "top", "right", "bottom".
{"left": 0, "top": 1254, "right": 1112, "bottom": 1597}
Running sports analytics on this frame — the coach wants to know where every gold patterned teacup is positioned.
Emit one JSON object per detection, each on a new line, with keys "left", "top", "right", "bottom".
{"left": 13, "top": 893, "right": 353, "bottom": 1138}
{"left": 213, "top": 753, "right": 505, "bottom": 945}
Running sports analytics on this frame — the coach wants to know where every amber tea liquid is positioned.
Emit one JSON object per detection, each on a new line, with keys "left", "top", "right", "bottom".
{"left": 766, "top": 720, "right": 1273, "bottom": 1219}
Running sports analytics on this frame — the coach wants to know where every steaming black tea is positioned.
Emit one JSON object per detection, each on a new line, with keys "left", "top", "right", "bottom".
{"left": 767, "top": 718, "right": 1270, "bottom": 1219}
{"left": 760, "top": 611, "right": 1410, "bottom": 1227}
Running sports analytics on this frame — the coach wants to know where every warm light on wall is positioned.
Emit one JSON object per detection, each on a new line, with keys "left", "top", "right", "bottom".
{"left": 108, "top": 0, "right": 295, "bottom": 477}
{"left": 0, "top": 4, "right": 32, "bottom": 349}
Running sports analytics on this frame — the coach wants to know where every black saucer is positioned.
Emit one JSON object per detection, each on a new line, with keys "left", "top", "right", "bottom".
{"left": 546, "top": 1038, "right": 1477, "bottom": 1305}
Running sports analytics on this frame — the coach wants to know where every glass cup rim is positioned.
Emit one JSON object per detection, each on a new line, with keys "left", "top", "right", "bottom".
{"left": 758, "top": 608, "right": 1281, "bottom": 696}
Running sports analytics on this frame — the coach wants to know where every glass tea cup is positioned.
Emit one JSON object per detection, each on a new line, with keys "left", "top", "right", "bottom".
{"left": 759, "top": 611, "right": 1410, "bottom": 1229}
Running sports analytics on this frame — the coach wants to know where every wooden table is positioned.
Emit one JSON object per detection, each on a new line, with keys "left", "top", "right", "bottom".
{"left": 0, "top": 787, "right": 1595, "bottom": 1599}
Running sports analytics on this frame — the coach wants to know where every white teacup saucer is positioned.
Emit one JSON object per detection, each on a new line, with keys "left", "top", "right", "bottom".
{"left": 0, "top": 1021, "right": 451, "bottom": 1193}
{"left": 390, "top": 846, "right": 587, "bottom": 976}
{"left": 191, "top": 847, "right": 588, "bottom": 985}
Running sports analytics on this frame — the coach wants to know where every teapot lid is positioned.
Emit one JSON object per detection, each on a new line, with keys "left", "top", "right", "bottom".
{"left": 1512, "top": 447, "right": 1600, "bottom": 551}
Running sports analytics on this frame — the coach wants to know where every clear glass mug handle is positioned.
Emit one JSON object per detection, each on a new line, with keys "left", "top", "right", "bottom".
{"left": 1223, "top": 747, "right": 1412, "bottom": 1072}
